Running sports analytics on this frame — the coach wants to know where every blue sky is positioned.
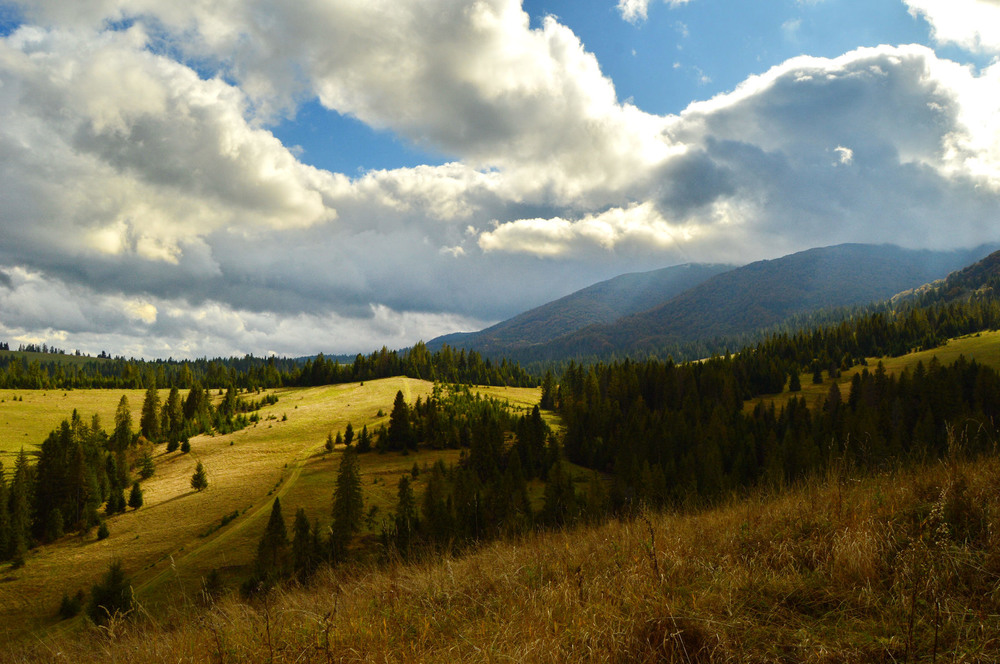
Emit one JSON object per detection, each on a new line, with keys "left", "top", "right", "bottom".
{"left": 0, "top": 0, "right": 998, "bottom": 358}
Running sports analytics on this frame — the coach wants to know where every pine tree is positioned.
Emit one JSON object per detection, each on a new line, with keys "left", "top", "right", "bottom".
{"left": 128, "top": 482, "right": 143, "bottom": 510}
{"left": 9, "top": 449, "right": 32, "bottom": 566}
{"left": 331, "top": 448, "right": 363, "bottom": 551}
{"left": 344, "top": 422, "right": 355, "bottom": 446}
{"left": 325, "top": 432, "right": 334, "bottom": 452}
{"left": 86, "top": 559, "right": 133, "bottom": 625}
{"left": 162, "top": 386, "right": 183, "bottom": 443}
{"left": 138, "top": 451, "right": 155, "bottom": 479}
{"left": 394, "top": 476, "right": 417, "bottom": 555}
{"left": 291, "top": 507, "right": 315, "bottom": 578}
{"left": 357, "top": 425, "right": 372, "bottom": 453}
{"left": 191, "top": 461, "right": 208, "bottom": 491}
{"left": 140, "top": 381, "right": 161, "bottom": 442}
{"left": 255, "top": 498, "right": 288, "bottom": 578}
{"left": 111, "top": 396, "right": 133, "bottom": 452}
{"left": 0, "top": 462, "right": 10, "bottom": 560}
{"left": 387, "top": 390, "right": 415, "bottom": 450}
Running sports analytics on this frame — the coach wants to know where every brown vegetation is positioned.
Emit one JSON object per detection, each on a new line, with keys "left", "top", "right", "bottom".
{"left": 8, "top": 449, "right": 999, "bottom": 662}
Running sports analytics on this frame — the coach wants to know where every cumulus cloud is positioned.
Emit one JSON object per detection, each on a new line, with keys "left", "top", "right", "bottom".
{"left": 905, "top": 0, "right": 1000, "bottom": 54}
{"left": 1, "top": 3, "right": 1000, "bottom": 357}
{"left": 617, "top": 0, "right": 692, "bottom": 24}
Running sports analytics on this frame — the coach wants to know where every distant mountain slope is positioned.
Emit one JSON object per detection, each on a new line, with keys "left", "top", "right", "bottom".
{"left": 524, "top": 243, "right": 1000, "bottom": 362}
{"left": 429, "top": 262, "right": 733, "bottom": 355}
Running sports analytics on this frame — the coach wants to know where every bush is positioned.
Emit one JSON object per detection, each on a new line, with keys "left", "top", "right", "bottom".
{"left": 97, "top": 521, "right": 109, "bottom": 540}
{"left": 181, "top": 439, "right": 191, "bottom": 453}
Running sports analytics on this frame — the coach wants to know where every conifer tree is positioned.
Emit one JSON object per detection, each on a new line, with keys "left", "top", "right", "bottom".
{"left": 9, "top": 449, "right": 32, "bottom": 566}
{"left": 162, "top": 386, "right": 183, "bottom": 443}
{"left": 394, "top": 476, "right": 417, "bottom": 555}
{"left": 325, "top": 432, "right": 334, "bottom": 452}
{"left": 344, "top": 422, "right": 354, "bottom": 446}
{"left": 0, "top": 463, "right": 10, "bottom": 560}
{"left": 128, "top": 482, "right": 143, "bottom": 510}
{"left": 191, "top": 461, "right": 208, "bottom": 491}
{"left": 111, "top": 396, "right": 133, "bottom": 452}
{"left": 331, "top": 448, "right": 363, "bottom": 550}
{"left": 86, "top": 559, "right": 133, "bottom": 625}
{"left": 387, "top": 390, "right": 415, "bottom": 450}
{"left": 255, "top": 498, "right": 288, "bottom": 577}
{"left": 357, "top": 425, "right": 372, "bottom": 453}
{"left": 291, "top": 507, "right": 314, "bottom": 578}
{"left": 140, "top": 381, "right": 160, "bottom": 442}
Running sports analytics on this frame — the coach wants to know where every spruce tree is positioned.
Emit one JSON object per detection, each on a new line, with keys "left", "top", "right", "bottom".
{"left": 191, "top": 461, "right": 208, "bottom": 491}
{"left": 86, "top": 559, "right": 133, "bottom": 625}
{"left": 387, "top": 390, "right": 414, "bottom": 450}
{"left": 394, "top": 476, "right": 417, "bottom": 555}
{"left": 111, "top": 395, "right": 133, "bottom": 452}
{"left": 128, "top": 482, "right": 143, "bottom": 510}
{"left": 331, "top": 448, "right": 363, "bottom": 551}
{"left": 344, "top": 422, "right": 354, "bottom": 446}
{"left": 9, "top": 449, "right": 32, "bottom": 566}
{"left": 357, "top": 425, "right": 372, "bottom": 453}
{"left": 255, "top": 498, "right": 288, "bottom": 577}
{"left": 162, "top": 386, "right": 183, "bottom": 443}
{"left": 291, "top": 507, "right": 314, "bottom": 578}
{"left": 140, "top": 381, "right": 161, "bottom": 442}
{"left": 0, "top": 463, "right": 10, "bottom": 560}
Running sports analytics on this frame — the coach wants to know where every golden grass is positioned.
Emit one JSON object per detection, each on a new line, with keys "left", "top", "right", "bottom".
{"left": 9, "top": 449, "right": 999, "bottom": 662}
{"left": 0, "top": 389, "right": 180, "bottom": 461}
{"left": 0, "top": 378, "right": 437, "bottom": 641}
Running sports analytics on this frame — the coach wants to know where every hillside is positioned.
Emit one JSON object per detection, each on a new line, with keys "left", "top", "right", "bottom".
{"left": 10, "top": 453, "right": 999, "bottom": 663}
{"left": 429, "top": 262, "right": 732, "bottom": 355}
{"left": 523, "top": 242, "right": 999, "bottom": 362}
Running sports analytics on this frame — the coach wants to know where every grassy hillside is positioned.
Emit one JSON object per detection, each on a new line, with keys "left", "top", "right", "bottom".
{"left": 8, "top": 449, "right": 999, "bottom": 662}
{"left": 0, "top": 378, "right": 450, "bottom": 640}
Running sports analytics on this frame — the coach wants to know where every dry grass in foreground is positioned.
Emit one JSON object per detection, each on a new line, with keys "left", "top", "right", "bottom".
{"left": 8, "top": 453, "right": 1000, "bottom": 663}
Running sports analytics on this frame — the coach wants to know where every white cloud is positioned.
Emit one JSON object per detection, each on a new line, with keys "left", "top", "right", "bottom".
{"left": 478, "top": 202, "right": 695, "bottom": 257}
{"left": 905, "top": 0, "right": 1000, "bottom": 54}
{"left": 618, "top": 0, "right": 650, "bottom": 24}
{"left": 1, "top": 4, "right": 1000, "bottom": 357}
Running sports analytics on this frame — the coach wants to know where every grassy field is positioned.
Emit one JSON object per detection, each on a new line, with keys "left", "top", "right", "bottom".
{"left": 0, "top": 389, "right": 176, "bottom": 463}
{"left": 0, "top": 378, "right": 542, "bottom": 643}
{"left": 746, "top": 329, "right": 1000, "bottom": 413}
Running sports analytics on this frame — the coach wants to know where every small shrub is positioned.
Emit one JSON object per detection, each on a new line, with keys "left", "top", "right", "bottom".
{"left": 57, "top": 590, "right": 85, "bottom": 620}
{"left": 181, "top": 439, "right": 191, "bottom": 453}
{"left": 97, "top": 521, "right": 110, "bottom": 540}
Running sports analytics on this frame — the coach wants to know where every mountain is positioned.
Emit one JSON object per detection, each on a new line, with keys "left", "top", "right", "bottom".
{"left": 446, "top": 243, "right": 999, "bottom": 364}
{"left": 428, "top": 262, "right": 734, "bottom": 355}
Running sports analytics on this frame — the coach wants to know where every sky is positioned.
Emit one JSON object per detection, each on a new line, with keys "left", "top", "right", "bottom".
{"left": 0, "top": 0, "right": 998, "bottom": 359}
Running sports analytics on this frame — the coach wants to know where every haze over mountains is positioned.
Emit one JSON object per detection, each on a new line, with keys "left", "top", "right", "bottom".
{"left": 430, "top": 243, "right": 1000, "bottom": 364}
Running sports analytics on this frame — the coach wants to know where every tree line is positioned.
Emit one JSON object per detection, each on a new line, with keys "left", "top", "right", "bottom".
{"left": 0, "top": 342, "right": 534, "bottom": 390}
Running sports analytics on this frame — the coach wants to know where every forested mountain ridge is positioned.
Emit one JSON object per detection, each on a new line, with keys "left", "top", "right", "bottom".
{"left": 429, "top": 262, "right": 733, "bottom": 355}
{"left": 512, "top": 242, "right": 1000, "bottom": 364}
